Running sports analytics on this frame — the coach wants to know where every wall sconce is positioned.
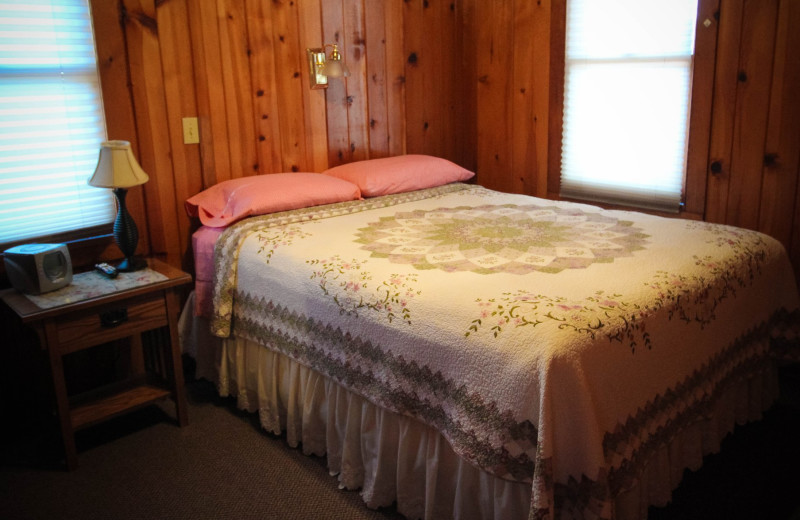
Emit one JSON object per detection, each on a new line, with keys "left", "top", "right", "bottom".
{"left": 306, "top": 43, "right": 350, "bottom": 90}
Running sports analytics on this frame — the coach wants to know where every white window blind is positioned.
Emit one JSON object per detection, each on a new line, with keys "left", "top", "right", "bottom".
{"left": 0, "top": 0, "right": 110, "bottom": 245}
{"left": 560, "top": 0, "right": 698, "bottom": 213}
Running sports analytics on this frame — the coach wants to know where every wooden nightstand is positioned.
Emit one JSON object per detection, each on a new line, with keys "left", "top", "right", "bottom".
{"left": 0, "top": 258, "right": 191, "bottom": 470}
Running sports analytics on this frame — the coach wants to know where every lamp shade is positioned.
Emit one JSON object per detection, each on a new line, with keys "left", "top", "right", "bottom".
{"left": 324, "top": 44, "right": 350, "bottom": 78}
{"left": 88, "top": 140, "right": 149, "bottom": 188}
{"left": 323, "top": 58, "right": 350, "bottom": 78}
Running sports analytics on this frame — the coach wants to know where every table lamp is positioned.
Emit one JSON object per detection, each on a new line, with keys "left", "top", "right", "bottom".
{"left": 88, "top": 140, "right": 149, "bottom": 272}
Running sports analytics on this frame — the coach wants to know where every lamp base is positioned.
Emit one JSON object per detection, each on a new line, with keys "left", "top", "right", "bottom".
{"left": 116, "top": 256, "right": 147, "bottom": 272}
{"left": 111, "top": 188, "right": 145, "bottom": 273}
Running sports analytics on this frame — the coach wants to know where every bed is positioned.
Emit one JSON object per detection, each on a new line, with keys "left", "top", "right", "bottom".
{"left": 178, "top": 155, "right": 799, "bottom": 520}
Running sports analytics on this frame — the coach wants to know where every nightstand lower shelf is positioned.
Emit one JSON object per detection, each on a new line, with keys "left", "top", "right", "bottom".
{"left": 70, "top": 383, "right": 172, "bottom": 431}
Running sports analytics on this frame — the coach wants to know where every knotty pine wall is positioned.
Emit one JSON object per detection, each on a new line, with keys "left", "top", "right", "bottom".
{"left": 91, "top": 0, "right": 476, "bottom": 272}
{"left": 89, "top": 0, "right": 800, "bottom": 285}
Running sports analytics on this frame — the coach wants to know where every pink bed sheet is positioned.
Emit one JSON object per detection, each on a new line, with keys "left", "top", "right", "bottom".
{"left": 192, "top": 226, "right": 224, "bottom": 318}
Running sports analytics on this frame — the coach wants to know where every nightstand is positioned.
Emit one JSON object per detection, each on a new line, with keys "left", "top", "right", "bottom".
{"left": 0, "top": 258, "right": 191, "bottom": 470}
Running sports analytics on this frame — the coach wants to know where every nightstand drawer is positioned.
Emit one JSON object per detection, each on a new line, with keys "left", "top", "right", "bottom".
{"left": 55, "top": 293, "right": 169, "bottom": 354}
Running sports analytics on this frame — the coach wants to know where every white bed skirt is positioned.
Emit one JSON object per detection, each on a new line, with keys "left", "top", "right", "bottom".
{"left": 179, "top": 293, "right": 779, "bottom": 520}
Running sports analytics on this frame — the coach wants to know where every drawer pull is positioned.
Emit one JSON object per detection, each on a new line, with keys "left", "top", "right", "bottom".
{"left": 100, "top": 308, "right": 128, "bottom": 328}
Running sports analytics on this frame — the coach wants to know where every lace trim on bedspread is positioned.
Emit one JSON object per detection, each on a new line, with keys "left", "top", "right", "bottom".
{"left": 228, "top": 295, "right": 797, "bottom": 520}
{"left": 233, "top": 291, "right": 538, "bottom": 482}
{"left": 528, "top": 308, "right": 799, "bottom": 520}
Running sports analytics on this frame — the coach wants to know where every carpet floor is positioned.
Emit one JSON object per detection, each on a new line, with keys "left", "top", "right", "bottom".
{"left": 1, "top": 364, "right": 799, "bottom": 520}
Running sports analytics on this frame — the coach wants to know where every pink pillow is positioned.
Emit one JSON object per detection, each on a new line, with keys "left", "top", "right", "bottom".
{"left": 185, "top": 172, "right": 361, "bottom": 227}
{"left": 322, "top": 155, "right": 474, "bottom": 197}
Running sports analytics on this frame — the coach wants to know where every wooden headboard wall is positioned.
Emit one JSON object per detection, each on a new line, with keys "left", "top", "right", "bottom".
{"left": 89, "top": 0, "right": 800, "bottom": 286}
{"left": 92, "top": 0, "right": 480, "bottom": 272}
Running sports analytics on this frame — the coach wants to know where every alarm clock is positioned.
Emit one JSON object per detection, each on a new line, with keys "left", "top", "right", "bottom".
{"left": 3, "top": 243, "right": 73, "bottom": 295}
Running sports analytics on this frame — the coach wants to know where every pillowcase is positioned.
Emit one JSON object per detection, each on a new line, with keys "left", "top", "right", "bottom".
{"left": 322, "top": 154, "right": 475, "bottom": 197}
{"left": 185, "top": 172, "right": 361, "bottom": 227}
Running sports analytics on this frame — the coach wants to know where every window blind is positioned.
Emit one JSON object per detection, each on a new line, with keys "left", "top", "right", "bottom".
{"left": 560, "top": 0, "right": 698, "bottom": 213}
{"left": 0, "top": 0, "right": 110, "bottom": 245}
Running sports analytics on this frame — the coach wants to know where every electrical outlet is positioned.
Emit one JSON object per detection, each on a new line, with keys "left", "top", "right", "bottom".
{"left": 182, "top": 117, "right": 199, "bottom": 144}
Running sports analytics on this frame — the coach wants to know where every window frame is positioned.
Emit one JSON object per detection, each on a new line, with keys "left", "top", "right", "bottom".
{"left": 547, "top": 0, "right": 721, "bottom": 220}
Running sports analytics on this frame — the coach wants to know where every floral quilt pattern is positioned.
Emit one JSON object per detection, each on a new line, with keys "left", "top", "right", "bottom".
{"left": 307, "top": 255, "right": 421, "bottom": 325}
{"left": 356, "top": 204, "right": 649, "bottom": 274}
{"left": 465, "top": 222, "right": 770, "bottom": 352}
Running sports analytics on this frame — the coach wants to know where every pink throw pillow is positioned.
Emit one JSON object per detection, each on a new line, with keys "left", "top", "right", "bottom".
{"left": 322, "top": 155, "right": 474, "bottom": 197}
{"left": 185, "top": 172, "right": 361, "bottom": 227}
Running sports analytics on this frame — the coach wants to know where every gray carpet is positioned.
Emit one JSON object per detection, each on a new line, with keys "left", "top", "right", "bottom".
{"left": 1, "top": 365, "right": 799, "bottom": 520}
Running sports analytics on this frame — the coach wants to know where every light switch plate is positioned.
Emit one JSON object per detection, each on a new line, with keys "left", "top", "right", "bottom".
{"left": 182, "top": 117, "right": 199, "bottom": 144}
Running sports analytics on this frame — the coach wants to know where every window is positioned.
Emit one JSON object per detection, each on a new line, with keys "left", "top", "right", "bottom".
{"left": 560, "top": 0, "right": 698, "bottom": 213}
{"left": 0, "top": 0, "right": 110, "bottom": 245}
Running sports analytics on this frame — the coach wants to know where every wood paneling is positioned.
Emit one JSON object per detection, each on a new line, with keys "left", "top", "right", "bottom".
{"left": 384, "top": 0, "right": 408, "bottom": 158}
{"left": 781, "top": 0, "right": 800, "bottom": 284}
{"left": 705, "top": 0, "right": 746, "bottom": 224}
{"left": 365, "top": 1, "right": 390, "bottom": 158}
{"left": 723, "top": 0, "right": 779, "bottom": 229}
{"left": 122, "top": 0, "right": 182, "bottom": 267}
{"left": 245, "top": 0, "right": 284, "bottom": 174}
{"left": 322, "top": 0, "right": 353, "bottom": 165}
{"left": 216, "top": 0, "right": 259, "bottom": 180}
{"left": 297, "top": 1, "right": 329, "bottom": 173}
{"left": 684, "top": 0, "right": 721, "bottom": 217}
{"left": 763, "top": 0, "right": 800, "bottom": 247}
{"left": 475, "top": 0, "right": 514, "bottom": 193}
{"left": 546, "top": 0, "right": 566, "bottom": 200}
{"left": 529, "top": 0, "right": 552, "bottom": 199}
{"left": 89, "top": 0, "right": 800, "bottom": 284}
{"left": 703, "top": 0, "right": 800, "bottom": 285}
{"left": 423, "top": 0, "right": 456, "bottom": 161}
{"left": 342, "top": 0, "right": 369, "bottom": 162}
{"left": 186, "top": 0, "right": 230, "bottom": 187}
{"left": 473, "top": 0, "right": 552, "bottom": 197}
{"left": 154, "top": 0, "right": 202, "bottom": 267}
{"left": 402, "top": 0, "right": 424, "bottom": 156}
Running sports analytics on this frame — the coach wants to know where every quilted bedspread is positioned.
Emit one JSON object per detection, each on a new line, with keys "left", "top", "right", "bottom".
{"left": 210, "top": 184, "right": 799, "bottom": 519}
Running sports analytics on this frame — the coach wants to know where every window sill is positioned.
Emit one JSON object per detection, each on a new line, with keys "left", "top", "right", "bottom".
{"left": 546, "top": 191, "right": 703, "bottom": 221}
